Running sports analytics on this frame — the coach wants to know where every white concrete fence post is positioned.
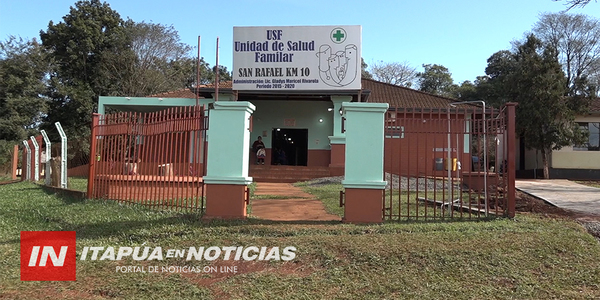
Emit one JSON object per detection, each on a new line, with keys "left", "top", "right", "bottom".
{"left": 22, "top": 140, "right": 31, "bottom": 181}
{"left": 30, "top": 136, "right": 40, "bottom": 182}
{"left": 55, "top": 122, "right": 68, "bottom": 189}
{"left": 40, "top": 130, "right": 52, "bottom": 185}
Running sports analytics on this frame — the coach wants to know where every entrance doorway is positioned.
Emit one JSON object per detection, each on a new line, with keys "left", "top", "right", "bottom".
{"left": 271, "top": 128, "right": 308, "bottom": 166}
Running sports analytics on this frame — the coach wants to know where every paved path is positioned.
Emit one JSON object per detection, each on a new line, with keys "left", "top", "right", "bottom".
{"left": 250, "top": 182, "right": 341, "bottom": 221}
{"left": 516, "top": 179, "right": 600, "bottom": 215}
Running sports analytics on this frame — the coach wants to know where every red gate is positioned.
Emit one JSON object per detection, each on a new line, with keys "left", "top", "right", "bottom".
{"left": 383, "top": 104, "right": 515, "bottom": 220}
{"left": 87, "top": 106, "right": 208, "bottom": 211}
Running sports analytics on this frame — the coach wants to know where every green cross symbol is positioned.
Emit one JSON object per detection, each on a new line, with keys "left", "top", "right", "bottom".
{"left": 332, "top": 30, "right": 345, "bottom": 42}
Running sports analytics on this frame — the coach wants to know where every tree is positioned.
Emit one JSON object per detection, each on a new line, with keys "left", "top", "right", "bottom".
{"left": 416, "top": 64, "right": 457, "bottom": 97}
{"left": 483, "top": 34, "right": 586, "bottom": 178}
{"left": 361, "top": 58, "right": 372, "bottom": 80}
{"left": 211, "top": 65, "right": 232, "bottom": 83}
{"left": 0, "top": 37, "right": 49, "bottom": 141}
{"left": 369, "top": 60, "right": 417, "bottom": 87}
{"left": 533, "top": 12, "right": 600, "bottom": 94}
{"left": 40, "top": 0, "right": 131, "bottom": 141}
{"left": 452, "top": 80, "right": 479, "bottom": 101}
{"left": 105, "top": 21, "right": 206, "bottom": 97}
{"left": 553, "top": 0, "right": 596, "bottom": 10}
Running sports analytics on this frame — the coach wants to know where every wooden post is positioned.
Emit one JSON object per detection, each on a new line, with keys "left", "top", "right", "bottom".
{"left": 21, "top": 146, "right": 27, "bottom": 181}
{"left": 51, "top": 157, "right": 61, "bottom": 187}
{"left": 88, "top": 113, "right": 100, "bottom": 198}
{"left": 11, "top": 144, "right": 18, "bottom": 180}
{"left": 506, "top": 103, "right": 517, "bottom": 218}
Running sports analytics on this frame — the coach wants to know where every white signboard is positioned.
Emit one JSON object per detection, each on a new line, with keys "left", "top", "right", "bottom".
{"left": 233, "top": 26, "right": 362, "bottom": 91}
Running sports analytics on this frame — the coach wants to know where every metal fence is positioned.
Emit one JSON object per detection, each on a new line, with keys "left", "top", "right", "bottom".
{"left": 88, "top": 106, "right": 208, "bottom": 211}
{"left": 20, "top": 124, "right": 70, "bottom": 187}
{"left": 383, "top": 104, "right": 516, "bottom": 221}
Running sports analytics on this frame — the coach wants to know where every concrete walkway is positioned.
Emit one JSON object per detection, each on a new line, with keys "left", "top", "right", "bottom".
{"left": 250, "top": 182, "right": 341, "bottom": 221}
{"left": 516, "top": 179, "right": 600, "bottom": 215}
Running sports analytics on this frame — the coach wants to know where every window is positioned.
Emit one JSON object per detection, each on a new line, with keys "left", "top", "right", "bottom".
{"left": 385, "top": 126, "right": 404, "bottom": 138}
{"left": 574, "top": 122, "right": 600, "bottom": 151}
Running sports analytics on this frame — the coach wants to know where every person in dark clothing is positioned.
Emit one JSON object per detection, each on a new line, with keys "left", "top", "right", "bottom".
{"left": 277, "top": 148, "right": 288, "bottom": 165}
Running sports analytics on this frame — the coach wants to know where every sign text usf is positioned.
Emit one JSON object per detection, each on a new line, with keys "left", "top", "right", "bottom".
{"left": 233, "top": 26, "right": 362, "bottom": 91}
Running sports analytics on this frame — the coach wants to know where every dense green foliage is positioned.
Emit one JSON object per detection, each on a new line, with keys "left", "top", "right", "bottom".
{"left": 40, "top": 0, "right": 130, "bottom": 141}
{"left": 416, "top": 63, "right": 457, "bottom": 97}
{"left": 481, "top": 35, "right": 587, "bottom": 178}
{"left": 0, "top": 37, "right": 48, "bottom": 141}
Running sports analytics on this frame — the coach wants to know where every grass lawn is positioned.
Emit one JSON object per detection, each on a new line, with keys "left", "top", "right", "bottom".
{"left": 296, "top": 182, "right": 503, "bottom": 220}
{"left": 1, "top": 181, "right": 600, "bottom": 299}
{"left": 0, "top": 174, "right": 14, "bottom": 182}
{"left": 67, "top": 177, "right": 88, "bottom": 192}
{"left": 575, "top": 180, "right": 600, "bottom": 189}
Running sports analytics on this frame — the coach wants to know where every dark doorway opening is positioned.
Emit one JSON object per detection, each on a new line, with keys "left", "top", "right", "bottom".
{"left": 271, "top": 128, "right": 308, "bottom": 166}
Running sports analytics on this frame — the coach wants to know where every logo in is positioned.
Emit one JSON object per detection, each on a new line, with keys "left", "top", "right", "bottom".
{"left": 315, "top": 27, "right": 359, "bottom": 87}
{"left": 330, "top": 28, "right": 347, "bottom": 44}
{"left": 20, "top": 231, "right": 76, "bottom": 281}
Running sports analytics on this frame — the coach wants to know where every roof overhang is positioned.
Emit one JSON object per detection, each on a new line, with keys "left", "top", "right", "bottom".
{"left": 195, "top": 87, "right": 371, "bottom": 102}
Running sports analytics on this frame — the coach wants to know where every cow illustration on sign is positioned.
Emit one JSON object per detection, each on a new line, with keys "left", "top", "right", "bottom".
{"left": 316, "top": 28, "right": 358, "bottom": 87}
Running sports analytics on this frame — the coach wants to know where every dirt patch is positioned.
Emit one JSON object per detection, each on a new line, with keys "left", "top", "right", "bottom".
{"left": 253, "top": 182, "right": 312, "bottom": 198}
{"left": 251, "top": 198, "right": 341, "bottom": 221}
{"left": 516, "top": 190, "right": 600, "bottom": 241}
{"left": 516, "top": 190, "right": 600, "bottom": 220}
{"left": 251, "top": 183, "right": 341, "bottom": 221}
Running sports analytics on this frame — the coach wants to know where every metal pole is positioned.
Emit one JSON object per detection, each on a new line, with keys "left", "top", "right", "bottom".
{"left": 55, "top": 122, "right": 68, "bottom": 189}
{"left": 40, "top": 130, "right": 51, "bottom": 185}
{"left": 506, "top": 103, "right": 517, "bottom": 218}
{"left": 30, "top": 136, "right": 40, "bottom": 182}
{"left": 196, "top": 36, "right": 201, "bottom": 106}
{"left": 22, "top": 140, "right": 31, "bottom": 181}
{"left": 482, "top": 102, "right": 487, "bottom": 217}
{"left": 450, "top": 100, "right": 488, "bottom": 217}
{"left": 88, "top": 114, "right": 100, "bottom": 198}
{"left": 447, "top": 108, "right": 452, "bottom": 211}
{"left": 215, "top": 37, "right": 219, "bottom": 102}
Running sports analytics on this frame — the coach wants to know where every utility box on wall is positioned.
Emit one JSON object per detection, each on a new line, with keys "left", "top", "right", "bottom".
{"left": 434, "top": 158, "right": 457, "bottom": 171}
{"left": 434, "top": 158, "right": 444, "bottom": 171}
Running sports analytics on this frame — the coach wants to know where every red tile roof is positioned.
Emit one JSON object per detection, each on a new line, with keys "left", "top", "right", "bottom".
{"left": 361, "top": 78, "right": 470, "bottom": 109}
{"left": 590, "top": 98, "right": 600, "bottom": 112}
{"left": 201, "top": 81, "right": 233, "bottom": 89}
{"left": 148, "top": 89, "right": 197, "bottom": 99}
{"left": 150, "top": 79, "right": 477, "bottom": 109}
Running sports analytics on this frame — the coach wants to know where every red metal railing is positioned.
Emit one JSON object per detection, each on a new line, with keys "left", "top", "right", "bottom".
{"left": 88, "top": 106, "right": 208, "bottom": 211}
{"left": 383, "top": 104, "right": 515, "bottom": 221}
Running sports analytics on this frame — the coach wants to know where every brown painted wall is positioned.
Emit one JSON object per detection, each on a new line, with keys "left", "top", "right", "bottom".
{"left": 68, "top": 164, "right": 89, "bottom": 177}
{"left": 383, "top": 114, "right": 473, "bottom": 177}
{"left": 249, "top": 148, "right": 330, "bottom": 167}
{"left": 308, "top": 150, "right": 330, "bottom": 167}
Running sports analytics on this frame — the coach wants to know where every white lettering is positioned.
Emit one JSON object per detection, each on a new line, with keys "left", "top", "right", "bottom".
{"left": 39, "top": 246, "right": 68, "bottom": 266}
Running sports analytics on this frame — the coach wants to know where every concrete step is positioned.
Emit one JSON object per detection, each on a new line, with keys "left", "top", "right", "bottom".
{"left": 249, "top": 166, "right": 331, "bottom": 183}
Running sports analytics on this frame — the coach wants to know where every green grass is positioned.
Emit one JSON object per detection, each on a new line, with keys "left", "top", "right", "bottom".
{"left": 68, "top": 177, "right": 88, "bottom": 192}
{"left": 575, "top": 180, "right": 600, "bottom": 189}
{"left": 296, "top": 182, "right": 344, "bottom": 216}
{"left": 1, "top": 181, "right": 600, "bottom": 299}
{"left": 296, "top": 182, "right": 501, "bottom": 221}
